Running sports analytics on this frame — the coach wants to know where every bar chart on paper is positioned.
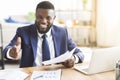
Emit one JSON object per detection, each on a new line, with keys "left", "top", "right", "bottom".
{"left": 30, "top": 69, "right": 61, "bottom": 80}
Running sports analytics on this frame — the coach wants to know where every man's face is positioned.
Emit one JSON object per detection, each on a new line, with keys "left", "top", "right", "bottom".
{"left": 35, "top": 8, "right": 56, "bottom": 34}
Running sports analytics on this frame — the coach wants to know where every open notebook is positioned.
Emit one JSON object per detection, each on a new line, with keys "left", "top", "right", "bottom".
{"left": 74, "top": 46, "right": 120, "bottom": 74}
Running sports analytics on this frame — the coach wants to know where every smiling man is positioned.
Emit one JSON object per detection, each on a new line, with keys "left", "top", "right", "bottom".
{"left": 3, "top": 1, "right": 84, "bottom": 68}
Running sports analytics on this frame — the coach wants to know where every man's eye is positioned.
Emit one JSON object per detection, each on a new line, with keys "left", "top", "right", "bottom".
{"left": 46, "top": 17, "right": 52, "bottom": 20}
{"left": 36, "top": 16, "right": 42, "bottom": 19}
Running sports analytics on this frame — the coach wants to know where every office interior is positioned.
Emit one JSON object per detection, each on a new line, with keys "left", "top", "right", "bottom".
{"left": 0, "top": 0, "right": 120, "bottom": 70}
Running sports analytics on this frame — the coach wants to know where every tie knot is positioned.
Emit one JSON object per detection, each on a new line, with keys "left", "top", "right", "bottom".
{"left": 42, "top": 34, "right": 47, "bottom": 39}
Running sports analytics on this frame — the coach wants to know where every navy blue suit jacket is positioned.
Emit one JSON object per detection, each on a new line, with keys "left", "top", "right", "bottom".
{"left": 3, "top": 24, "right": 84, "bottom": 68}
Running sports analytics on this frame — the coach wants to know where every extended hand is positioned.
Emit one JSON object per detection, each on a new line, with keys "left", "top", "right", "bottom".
{"left": 9, "top": 37, "right": 21, "bottom": 60}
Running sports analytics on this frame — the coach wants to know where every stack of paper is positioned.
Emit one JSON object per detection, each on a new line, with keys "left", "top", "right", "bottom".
{"left": 0, "top": 69, "right": 28, "bottom": 80}
{"left": 30, "top": 69, "right": 61, "bottom": 80}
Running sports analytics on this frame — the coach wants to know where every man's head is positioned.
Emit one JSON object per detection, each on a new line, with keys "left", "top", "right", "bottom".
{"left": 35, "top": 1, "right": 56, "bottom": 34}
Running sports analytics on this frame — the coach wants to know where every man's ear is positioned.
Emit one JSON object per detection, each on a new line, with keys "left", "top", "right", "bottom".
{"left": 53, "top": 15, "right": 56, "bottom": 20}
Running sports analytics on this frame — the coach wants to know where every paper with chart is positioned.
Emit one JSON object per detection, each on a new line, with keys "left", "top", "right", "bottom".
{"left": 30, "top": 69, "right": 61, "bottom": 80}
{"left": 0, "top": 69, "right": 28, "bottom": 80}
{"left": 42, "top": 48, "right": 76, "bottom": 65}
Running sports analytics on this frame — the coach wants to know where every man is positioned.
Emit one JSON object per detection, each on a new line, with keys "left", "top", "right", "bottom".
{"left": 3, "top": 1, "right": 84, "bottom": 68}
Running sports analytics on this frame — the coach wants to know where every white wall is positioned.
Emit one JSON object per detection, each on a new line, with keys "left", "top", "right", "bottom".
{"left": 0, "top": 0, "right": 93, "bottom": 47}
{"left": 0, "top": 0, "right": 40, "bottom": 20}
{"left": 0, "top": 0, "right": 91, "bottom": 22}
{"left": 96, "top": 0, "right": 120, "bottom": 47}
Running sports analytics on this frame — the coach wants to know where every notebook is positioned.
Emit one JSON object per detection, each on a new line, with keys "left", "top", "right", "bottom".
{"left": 74, "top": 46, "right": 120, "bottom": 74}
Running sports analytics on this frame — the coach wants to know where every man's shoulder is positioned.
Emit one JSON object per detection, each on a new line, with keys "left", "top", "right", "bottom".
{"left": 52, "top": 25, "right": 66, "bottom": 30}
{"left": 52, "top": 25, "right": 68, "bottom": 35}
{"left": 17, "top": 24, "right": 34, "bottom": 29}
{"left": 20, "top": 24, "right": 34, "bottom": 28}
{"left": 16, "top": 24, "right": 35, "bottom": 33}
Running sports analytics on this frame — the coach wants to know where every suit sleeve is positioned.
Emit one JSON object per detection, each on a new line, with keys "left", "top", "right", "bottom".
{"left": 65, "top": 28, "right": 84, "bottom": 63}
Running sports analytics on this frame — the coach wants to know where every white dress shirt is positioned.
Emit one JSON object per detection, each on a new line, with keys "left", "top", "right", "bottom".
{"left": 35, "top": 29, "right": 55, "bottom": 66}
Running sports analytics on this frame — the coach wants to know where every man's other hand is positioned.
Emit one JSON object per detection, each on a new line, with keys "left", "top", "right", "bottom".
{"left": 62, "top": 55, "right": 75, "bottom": 68}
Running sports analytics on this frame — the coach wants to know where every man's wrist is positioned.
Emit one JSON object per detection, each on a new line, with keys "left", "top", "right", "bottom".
{"left": 7, "top": 48, "right": 15, "bottom": 59}
{"left": 73, "top": 55, "right": 79, "bottom": 63}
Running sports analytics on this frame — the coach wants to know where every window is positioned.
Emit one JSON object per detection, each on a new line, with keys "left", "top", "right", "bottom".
{"left": 52, "top": 0, "right": 95, "bottom": 27}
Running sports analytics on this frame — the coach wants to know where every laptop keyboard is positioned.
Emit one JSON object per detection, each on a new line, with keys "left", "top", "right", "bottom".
{"left": 74, "top": 65, "right": 89, "bottom": 73}
{"left": 82, "top": 68, "right": 88, "bottom": 72}
{"left": 74, "top": 65, "right": 89, "bottom": 69}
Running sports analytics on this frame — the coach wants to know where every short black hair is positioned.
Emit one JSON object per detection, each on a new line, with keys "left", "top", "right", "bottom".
{"left": 36, "top": 1, "right": 54, "bottom": 10}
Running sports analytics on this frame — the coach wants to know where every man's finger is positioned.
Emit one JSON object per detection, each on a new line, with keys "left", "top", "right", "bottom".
{"left": 16, "top": 37, "right": 21, "bottom": 46}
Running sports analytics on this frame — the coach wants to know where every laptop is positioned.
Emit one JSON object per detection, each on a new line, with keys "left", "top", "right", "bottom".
{"left": 74, "top": 46, "right": 120, "bottom": 74}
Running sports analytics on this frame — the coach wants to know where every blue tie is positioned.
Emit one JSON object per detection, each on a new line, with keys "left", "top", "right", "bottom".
{"left": 42, "top": 34, "right": 50, "bottom": 61}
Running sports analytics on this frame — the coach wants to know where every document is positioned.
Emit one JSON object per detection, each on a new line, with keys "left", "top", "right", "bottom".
{"left": 42, "top": 48, "right": 76, "bottom": 65}
{"left": 30, "top": 69, "right": 61, "bottom": 80}
{"left": 0, "top": 69, "right": 28, "bottom": 80}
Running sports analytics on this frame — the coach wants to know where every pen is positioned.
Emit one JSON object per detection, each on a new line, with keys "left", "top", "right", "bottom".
{"left": 33, "top": 75, "right": 43, "bottom": 80}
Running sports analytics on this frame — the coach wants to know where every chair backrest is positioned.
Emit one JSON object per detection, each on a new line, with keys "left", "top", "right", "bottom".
{"left": 0, "top": 24, "right": 4, "bottom": 69}
{"left": 0, "top": 24, "right": 2, "bottom": 47}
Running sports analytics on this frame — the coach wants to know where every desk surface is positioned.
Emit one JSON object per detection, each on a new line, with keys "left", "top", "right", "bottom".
{"left": 22, "top": 64, "right": 115, "bottom": 80}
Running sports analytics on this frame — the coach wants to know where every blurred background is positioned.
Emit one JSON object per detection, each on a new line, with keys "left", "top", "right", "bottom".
{"left": 1, "top": 0, "right": 120, "bottom": 48}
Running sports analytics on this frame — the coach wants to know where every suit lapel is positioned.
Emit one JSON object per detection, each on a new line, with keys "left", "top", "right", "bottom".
{"left": 30, "top": 25, "right": 60, "bottom": 59}
{"left": 51, "top": 26, "right": 60, "bottom": 57}
{"left": 30, "top": 25, "right": 38, "bottom": 59}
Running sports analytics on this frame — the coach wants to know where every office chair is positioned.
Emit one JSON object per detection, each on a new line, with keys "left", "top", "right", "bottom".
{"left": 0, "top": 24, "right": 4, "bottom": 69}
